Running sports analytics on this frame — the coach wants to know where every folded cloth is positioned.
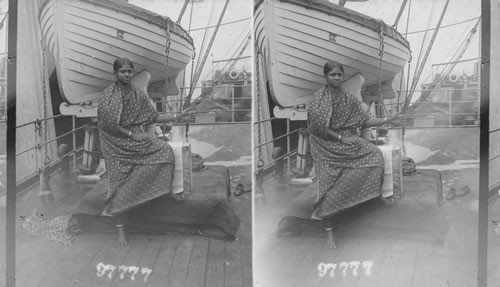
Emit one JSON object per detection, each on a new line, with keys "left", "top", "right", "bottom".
{"left": 19, "top": 209, "right": 78, "bottom": 246}
{"left": 402, "top": 156, "right": 417, "bottom": 176}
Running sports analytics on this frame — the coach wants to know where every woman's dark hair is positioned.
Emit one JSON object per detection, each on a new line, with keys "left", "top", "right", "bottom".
{"left": 323, "top": 61, "right": 344, "bottom": 75}
{"left": 113, "top": 57, "right": 134, "bottom": 72}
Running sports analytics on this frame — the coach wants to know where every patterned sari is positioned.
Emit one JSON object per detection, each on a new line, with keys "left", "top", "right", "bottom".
{"left": 97, "top": 82, "right": 175, "bottom": 215}
{"left": 307, "top": 85, "right": 384, "bottom": 219}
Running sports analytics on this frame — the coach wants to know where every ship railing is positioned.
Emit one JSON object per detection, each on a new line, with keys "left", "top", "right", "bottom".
{"left": 15, "top": 114, "right": 87, "bottom": 192}
{"left": 15, "top": 111, "right": 253, "bottom": 193}
{"left": 253, "top": 117, "right": 300, "bottom": 175}
{"left": 381, "top": 96, "right": 480, "bottom": 128}
{"left": 155, "top": 94, "right": 252, "bottom": 123}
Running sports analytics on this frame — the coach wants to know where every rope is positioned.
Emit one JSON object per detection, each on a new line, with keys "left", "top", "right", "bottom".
{"left": 401, "top": 0, "right": 412, "bottom": 156}
{"left": 406, "top": 16, "right": 480, "bottom": 35}
{"left": 190, "top": 17, "right": 251, "bottom": 32}
{"left": 162, "top": 20, "right": 171, "bottom": 137}
{"left": 254, "top": 42, "right": 264, "bottom": 172}
{"left": 38, "top": 15, "right": 51, "bottom": 167}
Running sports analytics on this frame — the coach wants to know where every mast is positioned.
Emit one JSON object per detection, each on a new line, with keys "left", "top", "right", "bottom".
{"left": 404, "top": 0, "right": 450, "bottom": 110}
{"left": 414, "top": 18, "right": 480, "bottom": 106}
{"left": 177, "top": 0, "right": 190, "bottom": 24}
{"left": 184, "top": 0, "right": 230, "bottom": 110}
{"left": 6, "top": 0, "right": 17, "bottom": 286}
{"left": 392, "top": 0, "right": 408, "bottom": 28}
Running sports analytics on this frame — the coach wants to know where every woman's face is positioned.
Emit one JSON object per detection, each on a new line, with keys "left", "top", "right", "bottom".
{"left": 325, "top": 67, "right": 344, "bottom": 87}
{"left": 115, "top": 64, "right": 134, "bottom": 85}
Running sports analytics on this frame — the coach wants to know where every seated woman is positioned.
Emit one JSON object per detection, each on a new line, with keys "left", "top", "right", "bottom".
{"left": 97, "top": 57, "right": 192, "bottom": 246}
{"left": 307, "top": 61, "right": 401, "bottom": 249}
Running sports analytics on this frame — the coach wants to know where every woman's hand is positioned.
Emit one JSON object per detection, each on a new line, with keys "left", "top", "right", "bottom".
{"left": 130, "top": 132, "right": 152, "bottom": 142}
{"left": 339, "top": 136, "right": 358, "bottom": 145}
{"left": 176, "top": 111, "right": 195, "bottom": 123}
{"left": 386, "top": 115, "right": 405, "bottom": 126}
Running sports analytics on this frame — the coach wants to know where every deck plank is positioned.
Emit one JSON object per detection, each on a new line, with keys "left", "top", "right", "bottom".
{"left": 224, "top": 239, "right": 244, "bottom": 287}
{"left": 391, "top": 240, "right": 419, "bottom": 287}
{"left": 281, "top": 237, "right": 326, "bottom": 287}
{"left": 317, "top": 237, "right": 365, "bottom": 287}
{"left": 277, "top": 237, "right": 321, "bottom": 287}
{"left": 135, "top": 234, "right": 165, "bottom": 286}
{"left": 235, "top": 193, "right": 253, "bottom": 287}
{"left": 240, "top": 236, "right": 253, "bottom": 287}
{"left": 184, "top": 237, "right": 210, "bottom": 287}
{"left": 367, "top": 240, "right": 403, "bottom": 287}
{"left": 110, "top": 235, "right": 150, "bottom": 287}
{"left": 74, "top": 233, "right": 135, "bottom": 287}
{"left": 411, "top": 243, "right": 433, "bottom": 287}
{"left": 16, "top": 238, "right": 74, "bottom": 287}
{"left": 146, "top": 234, "right": 181, "bottom": 287}
{"left": 204, "top": 239, "right": 226, "bottom": 287}
{"left": 164, "top": 236, "right": 195, "bottom": 287}
{"left": 295, "top": 236, "right": 342, "bottom": 287}
{"left": 429, "top": 244, "right": 449, "bottom": 287}
{"left": 38, "top": 233, "right": 109, "bottom": 287}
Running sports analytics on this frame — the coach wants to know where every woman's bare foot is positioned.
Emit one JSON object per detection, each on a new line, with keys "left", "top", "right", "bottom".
{"left": 325, "top": 229, "right": 336, "bottom": 249}
{"left": 380, "top": 196, "right": 395, "bottom": 206}
{"left": 116, "top": 225, "right": 127, "bottom": 246}
{"left": 170, "top": 192, "right": 186, "bottom": 202}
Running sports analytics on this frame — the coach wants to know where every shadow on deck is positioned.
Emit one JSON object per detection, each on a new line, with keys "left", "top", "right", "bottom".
{"left": 253, "top": 168, "right": 493, "bottom": 287}
{"left": 12, "top": 165, "right": 252, "bottom": 287}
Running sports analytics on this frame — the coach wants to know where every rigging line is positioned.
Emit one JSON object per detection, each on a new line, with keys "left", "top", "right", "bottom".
{"left": 195, "top": 0, "right": 217, "bottom": 72}
{"left": 182, "top": 0, "right": 195, "bottom": 111}
{"left": 419, "top": 15, "right": 480, "bottom": 89}
{"left": 0, "top": 11, "right": 7, "bottom": 30}
{"left": 190, "top": 17, "right": 252, "bottom": 32}
{"left": 407, "top": 0, "right": 450, "bottom": 106}
{"left": 441, "top": 11, "right": 480, "bottom": 66}
{"left": 214, "top": 34, "right": 251, "bottom": 83}
{"left": 176, "top": 0, "right": 190, "bottom": 24}
{"left": 392, "top": 0, "right": 408, "bottom": 28}
{"left": 400, "top": 0, "right": 412, "bottom": 156}
{"left": 406, "top": 16, "right": 480, "bottom": 35}
{"left": 218, "top": 29, "right": 251, "bottom": 73}
{"left": 215, "top": 21, "right": 251, "bottom": 68}
{"left": 204, "top": 24, "right": 250, "bottom": 81}
{"left": 185, "top": 0, "right": 231, "bottom": 110}
{"left": 198, "top": 29, "right": 250, "bottom": 84}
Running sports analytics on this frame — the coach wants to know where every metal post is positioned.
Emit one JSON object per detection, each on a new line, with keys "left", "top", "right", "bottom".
{"left": 448, "top": 91, "right": 452, "bottom": 126}
{"left": 287, "top": 118, "right": 291, "bottom": 174}
{"left": 478, "top": 0, "right": 490, "bottom": 285}
{"left": 231, "top": 85, "right": 235, "bottom": 122}
{"left": 5, "top": 0, "right": 18, "bottom": 286}
{"left": 72, "top": 115, "right": 76, "bottom": 172}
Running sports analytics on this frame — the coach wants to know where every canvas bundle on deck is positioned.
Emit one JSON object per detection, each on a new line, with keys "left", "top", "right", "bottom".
{"left": 169, "top": 141, "right": 193, "bottom": 194}
{"left": 378, "top": 145, "right": 403, "bottom": 198}
{"left": 72, "top": 165, "right": 239, "bottom": 241}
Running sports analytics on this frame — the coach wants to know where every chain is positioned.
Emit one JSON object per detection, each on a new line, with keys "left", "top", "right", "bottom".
{"left": 163, "top": 20, "right": 171, "bottom": 113}
{"left": 255, "top": 42, "right": 264, "bottom": 170}
{"left": 374, "top": 23, "right": 386, "bottom": 141}
{"left": 254, "top": 43, "right": 266, "bottom": 197}
{"left": 159, "top": 20, "right": 171, "bottom": 137}
{"left": 187, "top": 49, "right": 196, "bottom": 109}
{"left": 377, "top": 23, "right": 388, "bottom": 118}
{"left": 40, "top": 35, "right": 50, "bottom": 166}
{"left": 401, "top": 49, "right": 412, "bottom": 156}
{"left": 405, "top": 50, "right": 413, "bottom": 110}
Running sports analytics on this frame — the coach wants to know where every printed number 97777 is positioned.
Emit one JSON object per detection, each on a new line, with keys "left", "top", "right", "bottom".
{"left": 96, "top": 263, "right": 152, "bottom": 282}
{"left": 318, "top": 261, "right": 373, "bottom": 278}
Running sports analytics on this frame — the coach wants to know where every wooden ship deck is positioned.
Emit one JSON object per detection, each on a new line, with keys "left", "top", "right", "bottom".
{"left": 11, "top": 167, "right": 252, "bottom": 287}
{"left": 254, "top": 166, "right": 500, "bottom": 287}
